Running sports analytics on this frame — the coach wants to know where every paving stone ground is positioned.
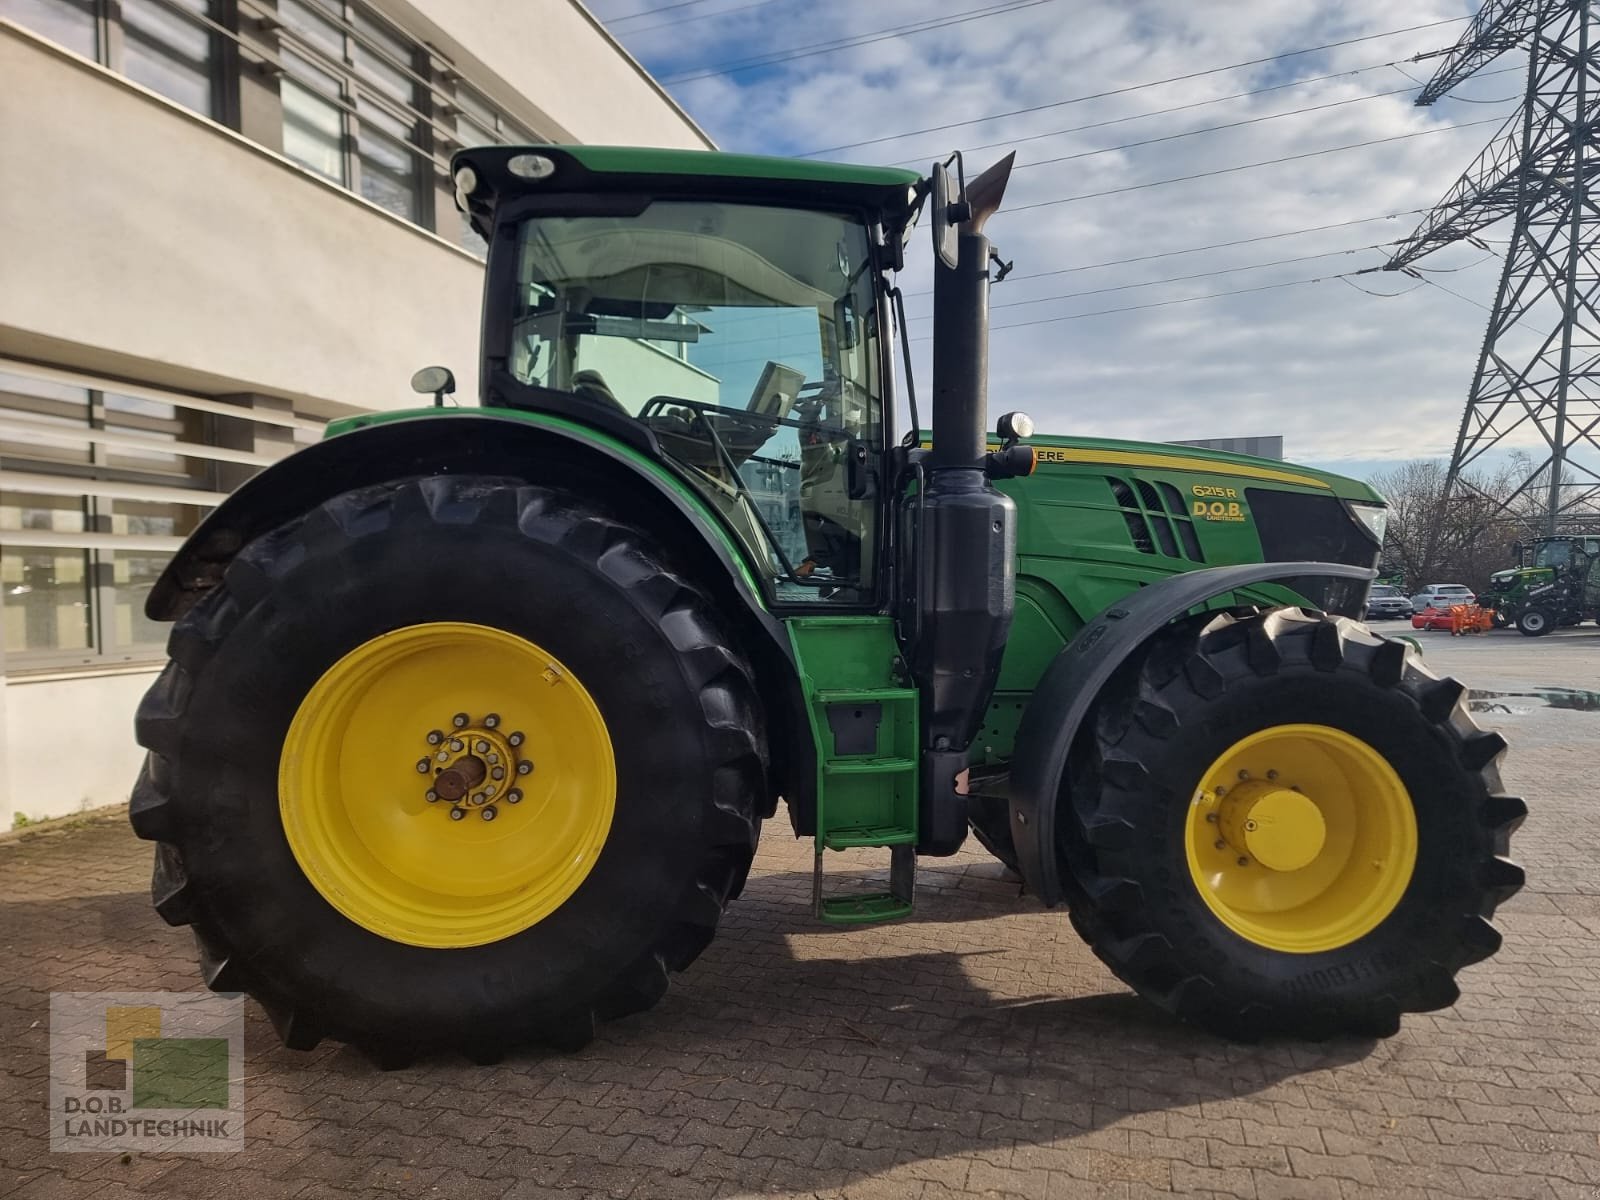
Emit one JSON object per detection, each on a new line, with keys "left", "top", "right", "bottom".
{"left": 2, "top": 629, "right": 1598, "bottom": 1199}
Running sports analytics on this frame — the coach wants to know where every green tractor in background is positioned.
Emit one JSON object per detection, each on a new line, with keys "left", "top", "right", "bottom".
{"left": 1486, "top": 535, "right": 1600, "bottom": 635}
{"left": 131, "top": 146, "right": 1524, "bottom": 1065}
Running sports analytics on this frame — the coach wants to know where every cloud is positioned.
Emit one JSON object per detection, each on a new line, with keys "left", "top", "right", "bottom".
{"left": 593, "top": 0, "right": 1527, "bottom": 476}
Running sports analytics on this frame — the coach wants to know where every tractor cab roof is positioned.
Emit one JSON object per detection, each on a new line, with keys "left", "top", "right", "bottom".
{"left": 452, "top": 144, "right": 926, "bottom": 241}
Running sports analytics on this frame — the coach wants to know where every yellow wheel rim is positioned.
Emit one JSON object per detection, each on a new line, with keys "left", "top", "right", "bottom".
{"left": 279, "top": 622, "right": 616, "bottom": 948}
{"left": 1183, "top": 724, "right": 1417, "bottom": 954}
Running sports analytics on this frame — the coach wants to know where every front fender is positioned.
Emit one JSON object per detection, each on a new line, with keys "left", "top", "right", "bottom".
{"left": 149, "top": 409, "right": 764, "bottom": 617}
{"left": 1008, "top": 560, "right": 1375, "bottom": 907}
{"left": 146, "top": 409, "right": 807, "bottom": 817}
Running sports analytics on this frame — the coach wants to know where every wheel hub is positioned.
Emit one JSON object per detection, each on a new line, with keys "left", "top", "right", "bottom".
{"left": 1217, "top": 778, "right": 1327, "bottom": 872}
{"left": 279, "top": 622, "right": 616, "bottom": 947}
{"left": 1186, "top": 724, "right": 1418, "bottom": 954}
{"left": 420, "top": 712, "right": 532, "bottom": 821}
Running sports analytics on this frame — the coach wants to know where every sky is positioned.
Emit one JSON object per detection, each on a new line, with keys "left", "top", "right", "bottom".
{"left": 585, "top": 0, "right": 1522, "bottom": 482}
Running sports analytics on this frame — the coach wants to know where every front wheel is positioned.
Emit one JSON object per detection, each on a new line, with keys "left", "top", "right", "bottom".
{"left": 1516, "top": 607, "right": 1554, "bottom": 637}
{"left": 131, "top": 476, "right": 765, "bottom": 1063}
{"left": 1059, "top": 608, "right": 1524, "bottom": 1041}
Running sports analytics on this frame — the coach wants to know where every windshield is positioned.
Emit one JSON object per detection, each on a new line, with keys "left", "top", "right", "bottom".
{"left": 1533, "top": 539, "right": 1600, "bottom": 568}
{"left": 1371, "top": 586, "right": 1399, "bottom": 597}
{"left": 510, "top": 201, "right": 884, "bottom": 603}
{"left": 1534, "top": 542, "right": 1573, "bottom": 569}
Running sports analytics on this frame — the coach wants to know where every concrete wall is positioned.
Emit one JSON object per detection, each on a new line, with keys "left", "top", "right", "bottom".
{"left": 0, "top": 8, "right": 713, "bottom": 826}
{"left": 0, "top": 25, "right": 485, "bottom": 420}
{"left": 3, "top": 669, "right": 158, "bottom": 827}
{"left": 392, "top": 0, "right": 714, "bottom": 151}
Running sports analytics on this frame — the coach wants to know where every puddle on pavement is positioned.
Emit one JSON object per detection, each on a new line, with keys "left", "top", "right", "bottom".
{"left": 1469, "top": 686, "right": 1600, "bottom": 714}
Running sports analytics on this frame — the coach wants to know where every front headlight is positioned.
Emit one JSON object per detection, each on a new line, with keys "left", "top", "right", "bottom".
{"left": 1345, "top": 501, "right": 1388, "bottom": 546}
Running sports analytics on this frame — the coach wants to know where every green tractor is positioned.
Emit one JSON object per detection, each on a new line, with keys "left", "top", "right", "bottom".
{"left": 131, "top": 146, "right": 1524, "bottom": 1063}
{"left": 1486, "top": 535, "right": 1600, "bottom": 635}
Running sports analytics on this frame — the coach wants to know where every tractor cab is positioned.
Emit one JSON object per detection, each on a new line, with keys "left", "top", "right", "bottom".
{"left": 454, "top": 145, "right": 926, "bottom": 606}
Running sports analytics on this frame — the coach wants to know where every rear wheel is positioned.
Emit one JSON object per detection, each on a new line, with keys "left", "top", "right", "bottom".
{"left": 1516, "top": 607, "right": 1554, "bottom": 637}
{"left": 1060, "top": 608, "right": 1524, "bottom": 1040}
{"left": 131, "top": 476, "right": 765, "bottom": 1063}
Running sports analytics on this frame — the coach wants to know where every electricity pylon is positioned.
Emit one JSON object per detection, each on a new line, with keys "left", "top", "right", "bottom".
{"left": 1386, "top": 0, "right": 1600, "bottom": 538}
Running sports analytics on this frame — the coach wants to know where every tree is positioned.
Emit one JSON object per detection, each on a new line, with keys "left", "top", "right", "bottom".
{"left": 1367, "top": 457, "right": 1535, "bottom": 592}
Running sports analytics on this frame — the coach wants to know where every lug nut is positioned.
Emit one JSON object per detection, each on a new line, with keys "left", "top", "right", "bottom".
{"left": 475, "top": 740, "right": 489, "bottom": 753}
{"left": 1214, "top": 785, "right": 1226, "bottom": 797}
{"left": 1214, "top": 839, "right": 1226, "bottom": 850}
{"left": 487, "top": 753, "right": 500, "bottom": 765}
{"left": 484, "top": 713, "right": 500, "bottom": 728}
{"left": 485, "top": 785, "right": 496, "bottom": 797}
{"left": 449, "top": 808, "right": 465, "bottom": 821}
{"left": 452, "top": 713, "right": 470, "bottom": 728}
{"left": 426, "top": 730, "right": 444, "bottom": 745}
{"left": 415, "top": 758, "right": 431, "bottom": 774}
{"left": 491, "top": 767, "right": 505, "bottom": 781}
{"left": 507, "top": 789, "right": 522, "bottom": 803}
{"left": 436, "top": 750, "right": 449, "bottom": 762}
{"left": 449, "top": 738, "right": 464, "bottom": 752}
{"left": 1266, "top": 769, "right": 1279, "bottom": 780}
{"left": 1237, "top": 856, "right": 1250, "bottom": 867}
{"left": 1205, "top": 812, "right": 1219, "bottom": 823}
{"left": 481, "top": 806, "right": 498, "bottom": 821}
{"left": 1237, "top": 769, "right": 1250, "bottom": 780}
{"left": 516, "top": 760, "right": 533, "bottom": 776}
{"left": 508, "top": 731, "right": 525, "bottom": 748}
{"left": 425, "top": 789, "right": 438, "bottom": 802}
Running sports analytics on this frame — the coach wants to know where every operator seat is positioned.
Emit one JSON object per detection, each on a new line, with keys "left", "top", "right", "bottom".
{"left": 572, "top": 369, "right": 627, "bottom": 413}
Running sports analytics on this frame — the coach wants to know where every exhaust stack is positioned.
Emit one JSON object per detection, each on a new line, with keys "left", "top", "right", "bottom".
{"left": 909, "top": 152, "right": 1019, "bottom": 857}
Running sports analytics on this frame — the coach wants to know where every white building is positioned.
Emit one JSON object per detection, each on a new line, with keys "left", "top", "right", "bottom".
{"left": 0, "top": 0, "right": 711, "bottom": 827}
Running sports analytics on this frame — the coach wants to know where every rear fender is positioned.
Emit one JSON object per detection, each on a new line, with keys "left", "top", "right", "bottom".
{"left": 1008, "top": 561, "right": 1375, "bottom": 906}
{"left": 146, "top": 410, "right": 808, "bottom": 817}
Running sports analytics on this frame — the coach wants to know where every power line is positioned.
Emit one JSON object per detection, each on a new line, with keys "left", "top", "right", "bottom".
{"left": 622, "top": 0, "right": 792, "bottom": 34}
{"left": 1006, "top": 118, "right": 1503, "bottom": 212}
{"left": 1013, "top": 84, "right": 1419, "bottom": 172}
{"left": 899, "top": 211, "right": 1440, "bottom": 303}
{"left": 886, "top": 62, "right": 1520, "bottom": 168}
{"left": 803, "top": 16, "right": 1470, "bottom": 156}
{"left": 660, "top": 0, "right": 1058, "bottom": 84}
{"left": 603, "top": 0, "right": 715, "bottom": 22}
{"left": 903, "top": 242, "right": 1399, "bottom": 316}
{"left": 908, "top": 275, "right": 1341, "bottom": 339}
{"left": 991, "top": 209, "right": 1433, "bottom": 285}
{"left": 1010, "top": 74, "right": 1518, "bottom": 174}
{"left": 1418, "top": 274, "right": 1495, "bottom": 311}
{"left": 1340, "top": 275, "right": 1429, "bottom": 299}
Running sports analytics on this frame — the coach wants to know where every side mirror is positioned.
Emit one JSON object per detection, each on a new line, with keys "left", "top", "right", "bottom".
{"left": 411, "top": 365, "right": 456, "bottom": 407}
{"left": 930, "top": 161, "right": 961, "bottom": 270}
{"left": 1510, "top": 540, "right": 1523, "bottom": 563}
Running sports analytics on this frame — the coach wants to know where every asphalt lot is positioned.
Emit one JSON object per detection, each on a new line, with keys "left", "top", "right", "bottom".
{"left": 1, "top": 625, "right": 1597, "bottom": 1200}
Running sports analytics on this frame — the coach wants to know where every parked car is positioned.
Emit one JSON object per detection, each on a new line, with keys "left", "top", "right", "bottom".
{"left": 1409, "top": 583, "right": 1476, "bottom": 611}
{"left": 1365, "top": 584, "right": 1413, "bottom": 620}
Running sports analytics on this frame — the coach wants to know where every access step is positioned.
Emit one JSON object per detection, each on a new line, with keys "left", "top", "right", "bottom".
{"left": 814, "top": 844, "right": 916, "bottom": 925}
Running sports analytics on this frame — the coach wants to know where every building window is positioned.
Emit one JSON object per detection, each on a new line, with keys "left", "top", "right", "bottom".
{"left": 3, "top": 0, "right": 221, "bottom": 119}
{"left": 0, "top": 0, "right": 97, "bottom": 57}
{"left": 0, "top": 363, "right": 324, "bottom": 671}
{"left": 2, "top": 0, "right": 545, "bottom": 243}
{"left": 122, "top": 0, "right": 218, "bottom": 118}
{"left": 275, "top": 0, "right": 431, "bottom": 226}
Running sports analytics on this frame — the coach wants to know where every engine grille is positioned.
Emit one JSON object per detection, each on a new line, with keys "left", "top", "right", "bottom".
{"left": 1246, "top": 488, "right": 1379, "bottom": 618}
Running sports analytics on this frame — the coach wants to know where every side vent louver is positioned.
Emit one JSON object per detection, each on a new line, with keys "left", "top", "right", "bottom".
{"left": 1105, "top": 476, "right": 1207, "bottom": 562}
